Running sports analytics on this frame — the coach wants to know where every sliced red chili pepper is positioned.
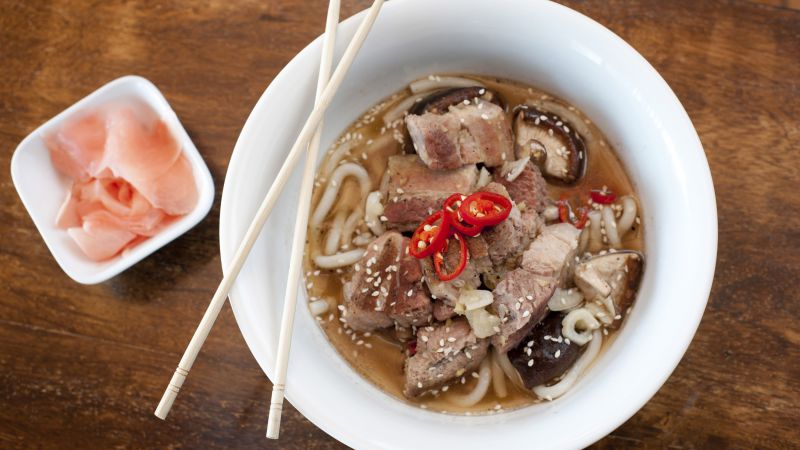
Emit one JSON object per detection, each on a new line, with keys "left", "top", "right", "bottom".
{"left": 443, "top": 193, "right": 483, "bottom": 237}
{"left": 458, "top": 192, "right": 512, "bottom": 227}
{"left": 573, "top": 206, "right": 589, "bottom": 229}
{"left": 590, "top": 189, "right": 616, "bottom": 205}
{"left": 433, "top": 234, "right": 469, "bottom": 281}
{"left": 558, "top": 200, "right": 571, "bottom": 224}
{"left": 409, "top": 210, "right": 451, "bottom": 258}
{"left": 407, "top": 339, "right": 417, "bottom": 356}
{"left": 557, "top": 200, "right": 590, "bottom": 229}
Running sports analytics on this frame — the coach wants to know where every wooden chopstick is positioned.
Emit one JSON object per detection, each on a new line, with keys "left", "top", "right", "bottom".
{"left": 264, "top": 0, "right": 341, "bottom": 439}
{"left": 154, "top": 0, "right": 385, "bottom": 422}
{"left": 266, "top": 0, "right": 385, "bottom": 438}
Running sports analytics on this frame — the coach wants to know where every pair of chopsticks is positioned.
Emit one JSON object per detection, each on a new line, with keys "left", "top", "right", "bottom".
{"left": 154, "top": 0, "right": 385, "bottom": 439}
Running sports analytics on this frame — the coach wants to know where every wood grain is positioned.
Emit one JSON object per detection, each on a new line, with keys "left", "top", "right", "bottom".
{"left": 0, "top": 0, "right": 798, "bottom": 448}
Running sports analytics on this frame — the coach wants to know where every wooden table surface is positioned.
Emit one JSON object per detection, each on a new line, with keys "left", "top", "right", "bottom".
{"left": 2, "top": 0, "right": 798, "bottom": 448}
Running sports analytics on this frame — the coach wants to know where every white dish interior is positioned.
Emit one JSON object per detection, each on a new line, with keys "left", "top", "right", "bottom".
{"left": 219, "top": 1, "right": 717, "bottom": 448}
{"left": 11, "top": 75, "right": 215, "bottom": 284}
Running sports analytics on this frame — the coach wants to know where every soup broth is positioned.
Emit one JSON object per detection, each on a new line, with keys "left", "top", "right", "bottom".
{"left": 303, "top": 75, "right": 643, "bottom": 413}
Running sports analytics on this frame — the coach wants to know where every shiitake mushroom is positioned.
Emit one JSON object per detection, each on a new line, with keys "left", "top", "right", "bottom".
{"left": 410, "top": 86, "right": 504, "bottom": 115}
{"left": 574, "top": 250, "right": 644, "bottom": 329}
{"left": 507, "top": 312, "right": 586, "bottom": 389}
{"left": 513, "top": 106, "right": 587, "bottom": 184}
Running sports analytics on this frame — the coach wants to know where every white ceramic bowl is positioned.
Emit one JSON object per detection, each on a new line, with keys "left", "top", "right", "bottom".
{"left": 220, "top": 0, "right": 717, "bottom": 448}
{"left": 11, "top": 75, "right": 215, "bottom": 284}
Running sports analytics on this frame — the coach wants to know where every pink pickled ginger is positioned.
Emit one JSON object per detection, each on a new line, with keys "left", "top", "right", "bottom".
{"left": 47, "top": 101, "right": 198, "bottom": 262}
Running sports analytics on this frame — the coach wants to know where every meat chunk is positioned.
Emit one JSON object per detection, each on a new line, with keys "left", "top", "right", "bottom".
{"left": 478, "top": 182, "right": 538, "bottom": 267}
{"left": 381, "top": 155, "right": 477, "bottom": 232}
{"left": 490, "top": 268, "right": 556, "bottom": 352}
{"left": 508, "top": 312, "right": 586, "bottom": 389}
{"left": 391, "top": 243, "right": 434, "bottom": 328}
{"left": 432, "top": 299, "right": 456, "bottom": 321}
{"left": 490, "top": 224, "right": 579, "bottom": 352}
{"left": 574, "top": 250, "right": 644, "bottom": 329}
{"left": 420, "top": 234, "right": 491, "bottom": 306}
{"left": 493, "top": 161, "right": 549, "bottom": 215}
{"left": 342, "top": 231, "right": 432, "bottom": 331}
{"left": 405, "top": 100, "right": 513, "bottom": 170}
{"left": 521, "top": 223, "right": 581, "bottom": 286}
{"left": 404, "top": 318, "right": 489, "bottom": 397}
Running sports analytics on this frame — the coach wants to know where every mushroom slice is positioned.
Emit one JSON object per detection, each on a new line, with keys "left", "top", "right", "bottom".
{"left": 410, "top": 86, "right": 503, "bottom": 115}
{"left": 573, "top": 251, "right": 644, "bottom": 328}
{"left": 513, "top": 106, "right": 587, "bottom": 184}
{"left": 507, "top": 312, "right": 587, "bottom": 389}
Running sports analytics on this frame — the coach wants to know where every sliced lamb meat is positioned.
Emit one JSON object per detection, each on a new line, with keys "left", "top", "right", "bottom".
{"left": 574, "top": 250, "right": 644, "bottom": 329}
{"left": 404, "top": 318, "right": 489, "bottom": 397}
{"left": 508, "top": 312, "right": 587, "bottom": 389}
{"left": 478, "top": 182, "right": 538, "bottom": 267}
{"left": 490, "top": 224, "right": 578, "bottom": 352}
{"left": 493, "top": 161, "right": 549, "bottom": 215}
{"left": 432, "top": 299, "right": 456, "bottom": 321}
{"left": 513, "top": 106, "right": 587, "bottom": 184}
{"left": 390, "top": 242, "right": 434, "bottom": 328}
{"left": 405, "top": 99, "right": 513, "bottom": 170}
{"left": 490, "top": 268, "right": 556, "bottom": 352}
{"left": 420, "top": 234, "right": 492, "bottom": 306}
{"left": 381, "top": 155, "right": 477, "bottom": 232}
{"left": 342, "top": 231, "right": 431, "bottom": 331}
{"left": 521, "top": 223, "right": 581, "bottom": 286}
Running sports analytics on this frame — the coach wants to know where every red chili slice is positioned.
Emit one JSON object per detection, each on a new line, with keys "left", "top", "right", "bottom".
{"left": 443, "top": 193, "right": 483, "bottom": 237}
{"left": 458, "top": 192, "right": 512, "bottom": 227}
{"left": 557, "top": 200, "right": 589, "bottom": 229}
{"left": 573, "top": 206, "right": 589, "bottom": 229}
{"left": 590, "top": 189, "right": 616, "bottom": 205}
{"left": 409, "top": 210, "right": 451, "bottom": 258}
{"left": 558, "top": 200, "right": 571, "bottom": 224}
{"left": 407, "top": 339, "right": 417, "bottom": 356}
{"left": 433, "top": 233, "right": 469, "bottom": 282}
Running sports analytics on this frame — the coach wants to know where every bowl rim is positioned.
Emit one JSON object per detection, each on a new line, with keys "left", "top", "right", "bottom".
{"left": 10, "top": 75, "right": 215, "bottom": 284}
{"left": 220, "top": 0, "right": 717, "bottom": 448}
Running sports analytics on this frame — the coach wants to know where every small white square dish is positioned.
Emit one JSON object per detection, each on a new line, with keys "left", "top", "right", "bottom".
{"left": 10, "top": 75, "right": 214, "bottom": 284}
